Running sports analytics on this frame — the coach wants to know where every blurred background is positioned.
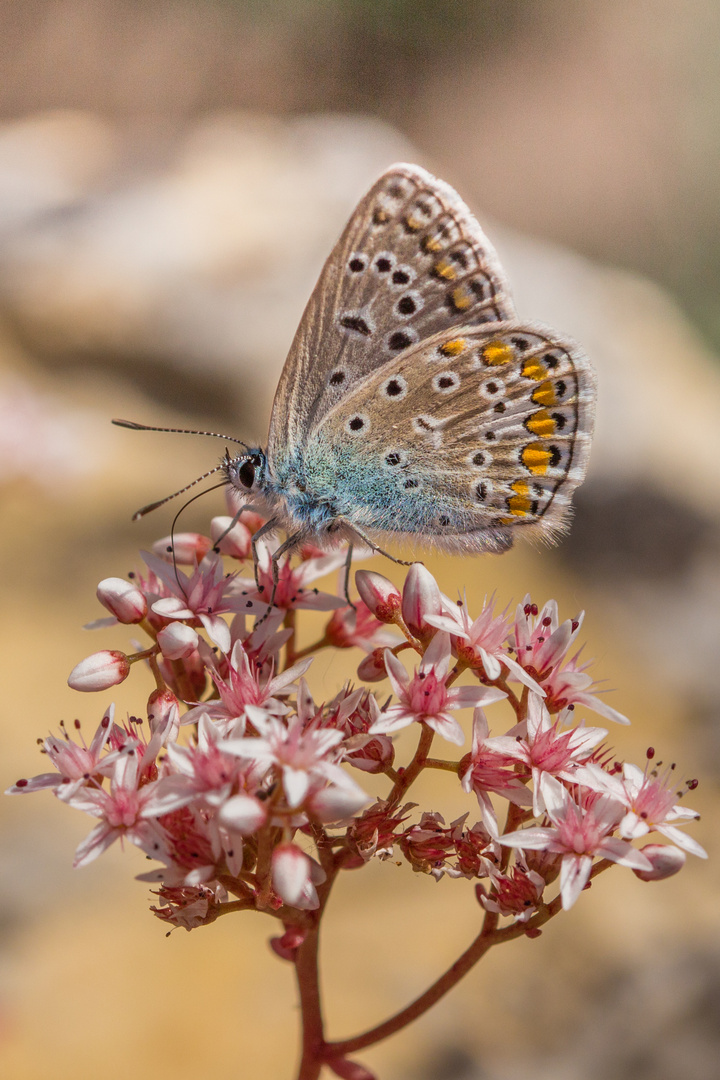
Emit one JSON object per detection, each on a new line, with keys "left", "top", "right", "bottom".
{"left": 1, "top": 2, "right": 719, "bottom": 1078}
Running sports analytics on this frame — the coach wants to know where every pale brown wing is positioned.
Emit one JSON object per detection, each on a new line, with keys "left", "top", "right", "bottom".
{"left": 267, "top": 163, "right": 515, "bottom": 468}
{"left": 305, "top": 323, "right": 596, "bottom": 549}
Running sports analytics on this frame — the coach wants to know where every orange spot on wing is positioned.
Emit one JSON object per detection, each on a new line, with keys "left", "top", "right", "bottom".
{"left": 440, "top": 338, "right": 466, "bottom": 356}
{"left": 521, "top": 358, "right": 548, "bottom": 381}
{"left": 507, "top": 480, "right": 533, "bottom": 517}
{"left": 522, "top": 442, "right": 552, "bottom": 475}
{"left": 526, "top": 410, "right": 556, "bottom": 437}
{"left": 433, "top": 259, "right": 457, "bottom": 280}
{"left": 532, "top": 381, "right": 558, "bottom": 407}
{"left": 404, "top": 215, "right": 422, "bottom": 231}
{"left": 450, "top": 287, "right": 472, "bottom": 311}
{"left": 482, "top": 340, "right": 514, "bottom": 366}
{"left": 422, "top": 235, "right": 443, "bottom": 253}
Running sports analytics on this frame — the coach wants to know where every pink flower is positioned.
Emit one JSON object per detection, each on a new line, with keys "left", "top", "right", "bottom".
{"left": 65, "top": 748, "right": 176, "bottom": 868}
{"left": 6, "top": 706, "right": 115, "bottom": 799}
{"left": 232, "top": 540, "right": 347, "bottom": 616}
{"left": 460, "top": 708, "right": 533, "bottom": 837}
{"left": 541, "top": 652, "right": 629, "bottom": 724}
{"left": 151, "top": 883, "right": 226, "bottom": 930}
{"left": 222, "top": 704, "right": 370, "bottom": 818}
{"left": 183, "top": 639, "right": 311, "bottom": 734}
{"left": 499, "top": 774, "right": 652, "bottom": 909}
{"left": 143, "top": 549, "right": 249, "bottom": 652}
{"left": 585, "top": 757, "right": 707, "bottom": 858}
{"left": 152, "top": 532, "right": 213, "bottom": 565}
{"left": 158, "top": 714, "right": 266, "bottom": 822}
{"left": 157, "top": 622, "right": 199, "bottom": 660}
{"left": 426, "top": 594, "right": 542, "bottom": 692}
{"left": 507, "top": 597, "right": 582, "bottom": 682}
{"left": 370, "top": 633, "right": 507, "bottom": 746}
{"left": 324, "top": 687, "right": 394, "bottom": 774}
{"left": 487, "top": 693, "right": 609, "bottom": 815}
{"left": 210, "top": 516, "right": 252, "bottom": 560}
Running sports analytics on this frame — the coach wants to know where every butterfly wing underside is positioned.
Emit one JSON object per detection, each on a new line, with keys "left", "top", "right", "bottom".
{"left": 307, "top": 323, "right": 596, "bottom": 551}
{"left": 267, "top": 163, "right": 516, "bottom": 467}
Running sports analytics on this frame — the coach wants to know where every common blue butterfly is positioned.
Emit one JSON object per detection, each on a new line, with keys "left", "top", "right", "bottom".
{"left": 119, "top": 164, "right": 595, "bottom": 596}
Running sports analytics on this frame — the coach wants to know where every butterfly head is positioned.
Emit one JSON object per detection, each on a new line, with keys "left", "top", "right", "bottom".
{"left": 224, "top": 448, "right": 268, "bottom": 497}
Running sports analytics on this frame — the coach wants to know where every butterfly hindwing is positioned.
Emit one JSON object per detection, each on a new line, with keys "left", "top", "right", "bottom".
{"left": 304, "top": 323, "right": 595, "bottom": 549}
{"left": 267, "top": 163, "right": 516, "bottom": 468}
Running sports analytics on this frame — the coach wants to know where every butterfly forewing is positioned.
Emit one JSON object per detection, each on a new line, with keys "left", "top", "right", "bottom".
{"left": 307, "top": 324, "right": 595, "bottom": 549}
{"left": 267, "top": 163, "right": 516, "bottom": 467}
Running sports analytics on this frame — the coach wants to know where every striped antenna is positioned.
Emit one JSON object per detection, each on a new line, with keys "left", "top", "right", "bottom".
{"left": 112, "top": 418, "right": 251, "bottom": 520}
{"left": 112, "top": 417, "right": 250, "bottom": 451}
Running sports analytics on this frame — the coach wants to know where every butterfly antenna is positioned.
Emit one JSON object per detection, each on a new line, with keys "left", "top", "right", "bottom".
{"left": 166, "top": 480, "right": 229, "bottom": 595}
{"left": 129, "top": 467, "right": 230, "bottom": 520}
{"left": 113, "top": 417, "right": 250, "bottom": 452}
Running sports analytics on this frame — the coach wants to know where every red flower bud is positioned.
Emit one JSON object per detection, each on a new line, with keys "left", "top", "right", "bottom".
{"left": 355, "top": 570, "right": 402, "bottom": 623}
{"left": 68, "top": 650, "right": 130, "bottom": 692}
{"left": 633, "top": 844, "right": 686, "bottom": 881}
{"left": 401, "top": 563, "right": 442, "bottom": 640}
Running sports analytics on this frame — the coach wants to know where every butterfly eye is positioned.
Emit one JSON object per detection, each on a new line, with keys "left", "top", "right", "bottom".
{"left": 237, "top": 459, "right": 256, "bottom": 489}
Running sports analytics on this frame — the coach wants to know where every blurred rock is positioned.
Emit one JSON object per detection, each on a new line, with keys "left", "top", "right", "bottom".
{"left": 0, "top": 111, "right": 414, "bottom": 435}
{"left": 0, "top": 109, "right": 118, "bottom": 233}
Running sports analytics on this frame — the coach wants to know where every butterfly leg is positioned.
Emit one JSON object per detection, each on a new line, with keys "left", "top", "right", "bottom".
{"left": 341, "top": 543, "right": 356, "bottom": 609}
{"left": 250, "top": 517, "right": 281, "bottom": 593}
{"left": 336, "top": 520, "right": 418, "bottom": 569}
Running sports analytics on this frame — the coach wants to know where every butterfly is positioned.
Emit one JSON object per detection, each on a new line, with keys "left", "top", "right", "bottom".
{"left": 118, "top": 164, "right": 595, "bottom": 599}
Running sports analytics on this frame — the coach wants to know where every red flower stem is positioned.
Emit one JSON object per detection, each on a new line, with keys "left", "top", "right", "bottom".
{"left": 293, "top": 857, "right": 340, "bottom": 1080}
{"left": 388, "top": 724, "right": 434, "bottom": 805}
{"left": 294, "top": 926, "right": 324, "bottom": 1080}
{"left": 424, "top": 757, "right": 461, "bottom": 772}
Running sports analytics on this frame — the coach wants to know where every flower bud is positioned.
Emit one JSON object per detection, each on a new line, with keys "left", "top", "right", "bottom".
{"left": 272, "top": 843, "right": 311, "bottom": 907}
{"left": 356, "top": 649, "right": 388, "bottom": 682}
{"left": 147, "top": 689, "right": 181, "bottom": 738}
{"left": 633, "top": 844, "right": 686, "bottom": 881}
{"left": 401, "top": 563, "right": 442, "bottom": 640}
{"left": 218, "top": 793, "right": 267, "bottom": 835}
{"left": 344, "top": 734, "right": 394, "bottom": 774}
{"left": 307, "top": 783, "right": 371, "bottom": 824}
{"left": 157, "top": 622, "right": 199, "bottom": 660}
{"left": 96, "top": 577, "right": 147, "bottom": 623}
{"left": 327, "top": 1056, "right": 377, "bottom": 1080}
{"left": 355, "top": 570, "right": 401, "bottom": 623}
{"left": 68, "top": 650, "right": 130, "bottom": 692}
{"left": 210, "top": 516, "right": 252, "bottom": 560}
{"left": 269, "top": 925, "right": 307, "bottom": 961}
{"left": 152, "top": 533, "right": 212, "bottom": 565}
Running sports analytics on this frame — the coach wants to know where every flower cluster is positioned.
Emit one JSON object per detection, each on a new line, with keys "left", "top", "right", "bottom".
{"left": 8, "top": 512, "right": 705, "bottom": 935}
